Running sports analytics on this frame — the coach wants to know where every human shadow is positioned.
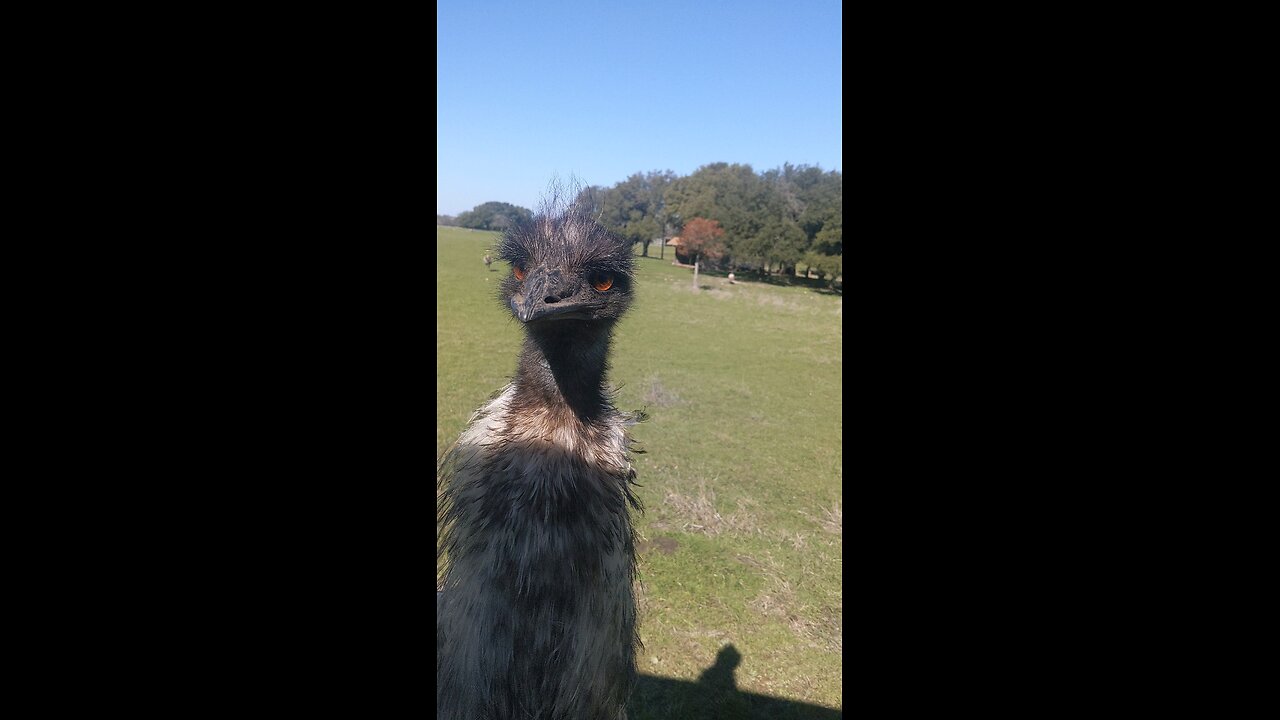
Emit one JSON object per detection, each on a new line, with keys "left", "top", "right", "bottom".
{"left": 628, "top": 644, "right": 841, "bottom": 719}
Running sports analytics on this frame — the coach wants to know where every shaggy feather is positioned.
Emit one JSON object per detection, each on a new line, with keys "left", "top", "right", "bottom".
{"left": 438, "top": 196, "right": 642, "bottom": 720}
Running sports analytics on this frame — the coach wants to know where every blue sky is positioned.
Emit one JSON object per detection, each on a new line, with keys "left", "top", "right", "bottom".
{"left": 437, "top": 0, "right": 842, "bottom": 216}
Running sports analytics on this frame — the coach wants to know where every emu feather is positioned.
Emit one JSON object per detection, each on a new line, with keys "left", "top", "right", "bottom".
{"left": 437, "top": 198, "right": 642, "bottom": 720}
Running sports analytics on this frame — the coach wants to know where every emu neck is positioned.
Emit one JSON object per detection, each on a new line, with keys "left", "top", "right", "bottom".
{"left": 515, "top": 323, "right": 613, "bottom": 422}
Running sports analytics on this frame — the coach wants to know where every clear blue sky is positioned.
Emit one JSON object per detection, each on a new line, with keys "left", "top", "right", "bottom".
{"left": 437, "top": 0, "right": 842, "bottom": 216}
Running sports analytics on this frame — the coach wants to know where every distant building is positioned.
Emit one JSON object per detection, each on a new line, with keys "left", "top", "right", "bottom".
{"left": 664, "top": 237, "right": 693, "bottom": 265}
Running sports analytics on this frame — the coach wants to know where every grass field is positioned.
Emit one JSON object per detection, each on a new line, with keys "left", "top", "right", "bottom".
{"left": 436, "top": 226, "right": 843, "bottom": 717}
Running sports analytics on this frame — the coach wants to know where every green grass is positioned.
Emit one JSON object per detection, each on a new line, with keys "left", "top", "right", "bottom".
{"left": 437, "top": 226, "right": 843, "bottom": 716}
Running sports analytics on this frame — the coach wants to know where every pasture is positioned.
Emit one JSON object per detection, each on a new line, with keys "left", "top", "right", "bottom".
{"left": 436, "top": 226, "right": 843, "bottom": 717}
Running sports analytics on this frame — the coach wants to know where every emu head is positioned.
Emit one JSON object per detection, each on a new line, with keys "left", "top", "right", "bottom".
{"left": 496, "top": 206, "right": 635, "bottom": 333}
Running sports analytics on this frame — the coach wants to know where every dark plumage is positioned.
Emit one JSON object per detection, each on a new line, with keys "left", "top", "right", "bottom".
{"left": 437, "top": 197, "right": 643, "bottom": 720}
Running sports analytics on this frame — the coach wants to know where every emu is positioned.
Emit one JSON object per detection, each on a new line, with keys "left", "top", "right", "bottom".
{"left": 437, "top": 198, "right": 643, "bottom": 720}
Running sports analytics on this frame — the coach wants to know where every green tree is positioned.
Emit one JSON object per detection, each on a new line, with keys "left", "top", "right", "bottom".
{"left": 572, "top": 186, "right": 606, "bottom": 221}
{"left": 754, "top": 164, "right": 842, "bottom": 276}
{"left": 455, "top": 202, "right": 534, "bottom": 231}
{"left": 813, "top": 213, "right": 842, "bottom": 256}
{"left": 665, "top": 163, "right": 766, "bottom": 263}
{"left": 594, "top": 171, "right": 676, "bottom": 256}
{"left": 574, "top": 163, "right": 841, "bottom": 279}
{"left": 798, "top": 170, "right": 841, "bottom": 250}
{"left": 753, "top": 215, "right": 807, "bottom": 276}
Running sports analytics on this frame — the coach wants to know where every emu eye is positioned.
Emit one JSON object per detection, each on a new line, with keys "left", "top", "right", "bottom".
{"left": 513, "top": 265, "right": 525, "bottom": 281}
{"left": 591, "top": 272, "right": 614, "bottom": 292}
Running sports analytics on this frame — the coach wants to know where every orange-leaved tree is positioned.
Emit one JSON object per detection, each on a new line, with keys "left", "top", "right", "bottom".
{"left": 680, "top": 217, "right": 726, "bottom": 289}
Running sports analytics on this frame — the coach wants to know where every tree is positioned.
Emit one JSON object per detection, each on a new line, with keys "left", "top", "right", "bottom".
{"left": 594, "top": 171, "right": 676, "bottom": 256}
{"left": 532, "top": 163, "right": 840, "bottom": 278}
{"left": 798, "top": 246, "right": 842, "bottom": 289}
{"left": 456, "top": 202, "right": 534, "bottom": 231}
{"left": 680, "top": 217, "right": 726, "bottom": 289}
{"left": 665, "top": 163, "right": 767, "bottom": 268}
{"left": 813, "top": 214, "right": 841, "bottom": 256}
{"left": 751, "top": 164, "right": 842, "bottom": 277}
{"left": 753, "top": 215, "right": 807, "bottom": 276}
{"left": 572, "top": 186, "right": 606, "bottom": 221}
{"left": 797, "top": 170, "right": 841, "bottom": 250}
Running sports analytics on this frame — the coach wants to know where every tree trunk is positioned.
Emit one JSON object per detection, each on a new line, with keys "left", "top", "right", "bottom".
{"left": 659, "top": 237, "right": 665, "bottom": 260}
{"left": 641, "top": 239, "right": 650, "bottom": 257}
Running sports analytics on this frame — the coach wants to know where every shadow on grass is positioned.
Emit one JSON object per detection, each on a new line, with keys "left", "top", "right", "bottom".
{"left": 642, "top": 255, "right": 842, "bottom": 296}
{"left": 629, "top": 247, "right": 839, "bottom": 290}
{"left": 746, "top": 272, "right": 842, "bottom": 296}
{"left": 629, "top": 644, "right": 841, "bottom": 720}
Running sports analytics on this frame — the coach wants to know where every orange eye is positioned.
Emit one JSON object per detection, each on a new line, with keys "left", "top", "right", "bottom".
{"left": 592, "top": 274, "right": 614, "bottom": 292}
{"left": 513, "top": 265, "right": 525, "bottom": 281}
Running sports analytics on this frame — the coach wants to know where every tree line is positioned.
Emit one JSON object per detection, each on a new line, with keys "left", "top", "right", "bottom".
{"left": 437, "top": 202, "right": 532, "bottom": 232}
{"left": 440, "top": 162, "right": 842, "bottom": 282}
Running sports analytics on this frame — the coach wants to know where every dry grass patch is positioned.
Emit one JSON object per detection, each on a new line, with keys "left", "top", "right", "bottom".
{"left": 791, "top": 605, "right": 842, "bottom": 653}
{"left": 798, "top": 498, "right": 842, "bottom": 536}
{"left": 821, "top": 500, "right": 841, "bottom": 535}
{"left": 749, "top": 576, "right": 798, "bottom": 620}
{"left": 741, "top": 551, "right": 842, "bottom": 654}
{"left": 640, "top": 375, "right": 682, "bottom": 408}
{"left": 661, "top": 482, "right": 761, "bottom": 537}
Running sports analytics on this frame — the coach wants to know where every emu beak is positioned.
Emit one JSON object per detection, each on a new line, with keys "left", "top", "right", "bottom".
{"left": 512, "top": 267, "right": 595, "bottom": 323}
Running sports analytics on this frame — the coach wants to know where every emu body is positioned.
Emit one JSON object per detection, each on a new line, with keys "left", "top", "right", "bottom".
{"left": 438, "top": 203, "right": 641, "bottom": 720}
